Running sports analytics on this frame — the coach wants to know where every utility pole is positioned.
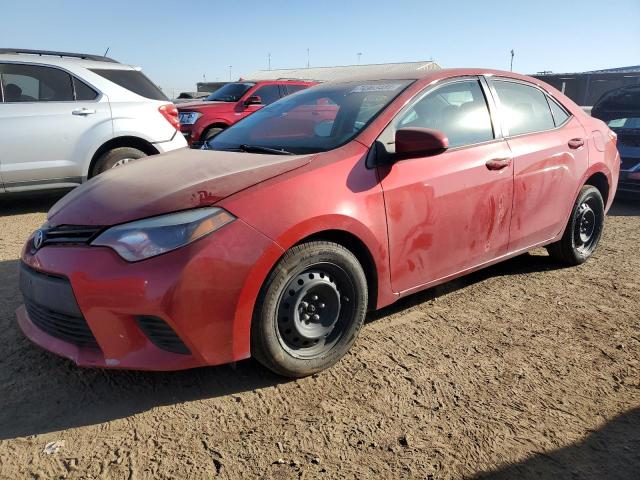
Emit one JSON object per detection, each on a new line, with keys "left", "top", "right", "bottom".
{"left": 357, "top": 52, "right": 362, "bottom": 64}
{"left": 510, "top": 49, "right": 515, "bottom": 72}
{"left": 228, "top": 65, "right": 232, "bottom": 81}
{"left": 306, "top": 48, "right": 310, "bottom": 69}
{"left": 268, "top": 53, "right": 271, "bottom": 71}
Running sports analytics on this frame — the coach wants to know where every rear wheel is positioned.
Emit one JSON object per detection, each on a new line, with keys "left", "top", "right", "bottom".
{"left": 92, "top": 147, "right": 147, "bottom": 177}
{"left": 251, "top": 241, "right": 368, "bottom": 378}
{"left": 546, "top": 185, "right": 605, "bottom": 265}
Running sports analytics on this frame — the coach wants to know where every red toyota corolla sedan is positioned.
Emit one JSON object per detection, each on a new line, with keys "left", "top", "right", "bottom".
{"left": 17, "top": 69, "right": 620, "bottom": 377}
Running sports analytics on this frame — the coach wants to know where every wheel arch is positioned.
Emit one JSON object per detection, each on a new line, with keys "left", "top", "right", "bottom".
{"left": 293, "top": 229, "right": 379, "bottom": 312}
{"left": 200, "top": 122, "right": 230, "bottom": 141}
{"left": 88, "top": 136, "right": 159, "bottom": 178}
{"left": 555, "top": 165, "right": 612, "bottom": 241}
{"left": 584, "top": 171, "right": 610, "bottom": 206}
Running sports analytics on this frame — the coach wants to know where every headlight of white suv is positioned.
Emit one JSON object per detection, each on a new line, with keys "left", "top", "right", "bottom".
{"left": 178, "top": 111, "right": 202, "bottom": 125}
{"left": 92, "top": 208, "right": 235, "bottom": 262}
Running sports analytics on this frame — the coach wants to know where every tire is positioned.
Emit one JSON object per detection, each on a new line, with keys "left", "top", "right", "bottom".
{"left": 202, "top": 127, "right": 224, "bottom": 143}
{"left": 251, "top": 241, "right": 368, "bottom": 378}
{"left": 92, "top": 147, "right": 147, "bottom": 177}
{"left": 546, "top": 185, "right": 605, "bottom": 265}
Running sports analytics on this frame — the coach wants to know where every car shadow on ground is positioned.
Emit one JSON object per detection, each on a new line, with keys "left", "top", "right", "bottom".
{"left": 473, "top": 407, "right": 640, "bottom": 480}
{"left": 0, "top": 189, "right": 72, "bottom": 216}
{"left": 368, "top": 249, "right": 559, "bottom": 322}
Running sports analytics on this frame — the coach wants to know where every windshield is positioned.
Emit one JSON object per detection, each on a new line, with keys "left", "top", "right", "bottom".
{"left": 209, "top": 80, "right": 412, "bottom": 154}
{"left": 206, "top": 82, "right": 255, "bottom": 102}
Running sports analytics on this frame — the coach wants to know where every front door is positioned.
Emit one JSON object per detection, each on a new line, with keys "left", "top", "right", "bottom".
{"left": 378, "top": 78, "right": 514, "bottom": 293}
{"left": 0, "top": 63, "right": 111, "bottom": 189}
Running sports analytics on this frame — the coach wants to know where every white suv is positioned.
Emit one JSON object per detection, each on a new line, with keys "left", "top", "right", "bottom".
{"left": 0, "top": 49, "right": 187, "bottom": 193}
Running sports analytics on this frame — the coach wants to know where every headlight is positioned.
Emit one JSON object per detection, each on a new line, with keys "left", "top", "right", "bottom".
{"left": 92, "top": 208, "right": 235, "bottom": 262}
{"left": 178, "top": 111, "right": 202, "bottom": 125}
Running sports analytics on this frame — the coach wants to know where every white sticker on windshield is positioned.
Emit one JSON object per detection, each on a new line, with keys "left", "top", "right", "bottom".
{"left": 350, "top": 83, "right": 404, "bottom": 93}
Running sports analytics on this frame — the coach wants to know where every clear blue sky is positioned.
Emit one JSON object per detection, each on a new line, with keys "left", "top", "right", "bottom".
{"left": 1, "top": 0, "right": 638, "bottom": 95}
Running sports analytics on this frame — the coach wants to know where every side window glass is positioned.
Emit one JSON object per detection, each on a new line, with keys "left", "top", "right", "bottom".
{"left": 252, "top": 85, "right": 281, "bottom": 105}
{"left": 0, "top": 64, "right": 73, "bottom": 102}
{"left": 394, "top": 79, "right": 494, "bottom": 148}
{"left": 493, "top": 80, "right": 555, "bottom": 136}
{"left": 73, "top": 77, "right": 98, "bottom": 101}
{"left": 285, "top": 84, "right": 308, "bottom": 95}
{"left": 547, "top": 96, "right": 570, "bottom": 126}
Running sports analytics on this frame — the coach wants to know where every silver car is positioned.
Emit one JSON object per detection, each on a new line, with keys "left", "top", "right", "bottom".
{"left": 0, "top": 49, "right": 187, "bottom": 193}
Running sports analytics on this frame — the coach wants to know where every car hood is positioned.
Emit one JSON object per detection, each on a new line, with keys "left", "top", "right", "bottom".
{"left": 177, "top": 101, "right": 232, "bottom": 111}
{"left": 48, "top": 149, "right": 313, "bottom": 227}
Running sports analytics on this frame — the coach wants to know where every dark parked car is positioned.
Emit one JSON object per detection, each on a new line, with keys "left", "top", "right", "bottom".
{"left": 592, "top": 85, "right": 640, "bottom": 196}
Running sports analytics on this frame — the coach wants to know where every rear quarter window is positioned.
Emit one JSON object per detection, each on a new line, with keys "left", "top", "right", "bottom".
{"left": 91, "top": 69, "right": 167, "bottom": 100}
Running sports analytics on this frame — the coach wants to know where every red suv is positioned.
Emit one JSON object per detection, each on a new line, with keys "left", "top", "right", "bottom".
{"left": 18, "top": 69, "right": 619, "bottom": 377}
{"left": 177, "top": 79, "right": 316, "bottom": 147}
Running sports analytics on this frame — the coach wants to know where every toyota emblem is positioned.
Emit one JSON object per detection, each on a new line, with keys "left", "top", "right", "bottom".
{"left": 33, "top": 230, "right": 44, "bottom": 250}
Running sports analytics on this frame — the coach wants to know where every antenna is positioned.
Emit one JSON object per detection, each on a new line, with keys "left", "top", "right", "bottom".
{"left": 103, "top": 47, "right": 110, "bottom": 57}
{"left": 228, "top": 65, "right": 233, "bottom": 81}
{"left": 510, "top": 49, "right": 515, "bottom": 72}
{"left": 307, "top": 48, "right": 310, "bottom": 69}
{"left": 357, "top": 52, "right": 363, "bottom": 64}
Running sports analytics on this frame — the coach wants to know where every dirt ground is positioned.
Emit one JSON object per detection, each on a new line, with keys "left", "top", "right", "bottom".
{"left": 0, "top": 190, "right": 638, "bottom": 480}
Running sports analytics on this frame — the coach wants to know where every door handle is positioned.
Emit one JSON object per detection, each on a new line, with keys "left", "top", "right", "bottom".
{"left": 485, "top": 157, "right": 512, "bottom": 171}
{"left": 72, "top": 108, "right": 96, "bottom": 116}
{"left": 568, "top": 138, "right": 584, "bottom": 149}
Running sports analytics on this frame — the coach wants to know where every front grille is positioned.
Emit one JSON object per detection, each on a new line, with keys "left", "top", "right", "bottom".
{"left": 134, "top": 316, "right": 190, "bottom": 355}
{"left": 25, "top": 299, "right": 98, "bottom": 348}
{"left": 41, "top": 225, "right": 103, "bottom": 247}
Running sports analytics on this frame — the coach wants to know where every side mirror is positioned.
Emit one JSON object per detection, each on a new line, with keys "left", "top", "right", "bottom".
{"left": 244, "top": 95, "right": 262, "bottom": 106}
{"left": 395, "top": 127, "right": 449, "bottom": 158}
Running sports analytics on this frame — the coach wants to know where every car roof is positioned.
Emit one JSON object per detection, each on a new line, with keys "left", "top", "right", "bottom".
{"left": 238, "top": 79, "right": 316, "bottom": 84}
{"left": 321, "top": 68, "right": 548, "bottom": 85}
{"left": 0, "top": 50, "right": 138, "bottom": 71}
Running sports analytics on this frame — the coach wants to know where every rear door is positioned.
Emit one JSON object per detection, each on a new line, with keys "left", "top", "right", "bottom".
{"left": 378, "top": 77, "right": 514, "bottom": 293}
{"left": 0, "top": 63, "right": 111, "bottom": 190}
{"left": 488, "top": 78, "right": 589, "bottom": 252}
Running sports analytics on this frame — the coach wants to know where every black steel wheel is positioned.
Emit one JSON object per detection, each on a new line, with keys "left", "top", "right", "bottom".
{"left": 547, "top": 185, "right": 605, "bottom": 265}
{"left": 252, "top": 241, "right": 367, "bottom": 377}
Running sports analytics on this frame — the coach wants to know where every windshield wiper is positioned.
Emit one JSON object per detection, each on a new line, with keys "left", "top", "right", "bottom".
{"left": 238, "top": 144, "right": 295, "bottom": 155}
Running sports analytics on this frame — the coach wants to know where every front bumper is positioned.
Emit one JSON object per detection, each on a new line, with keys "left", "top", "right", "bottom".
{"left": 17, "top": 219, "right": 283, "bottom": 370}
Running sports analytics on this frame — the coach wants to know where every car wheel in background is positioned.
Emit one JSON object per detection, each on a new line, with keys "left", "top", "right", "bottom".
{"left": 547, "top": 185, "right": 605, "bottom": 265}
{"left": 251, "top": 241, "right": 368, "bottom": 378}
{"left": 202, "top": 127, "right": 225, "bottom": 143}
{"left": 92, "top": 147, "right": 147, "bottom": 176}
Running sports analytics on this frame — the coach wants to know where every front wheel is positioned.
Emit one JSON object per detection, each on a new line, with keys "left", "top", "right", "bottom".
{"left": 251, "top": 241, "right": 368, "bottom": 378}
{"left": 546, "top": 185, "right": 605, "bottom": 265}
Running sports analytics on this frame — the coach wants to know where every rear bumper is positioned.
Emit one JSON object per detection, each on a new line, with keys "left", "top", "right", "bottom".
{"left": 154, "top": 130, "right": 189, "bottom": 153}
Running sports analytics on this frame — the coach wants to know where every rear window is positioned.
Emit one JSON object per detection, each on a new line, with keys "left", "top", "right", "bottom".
{"left": 91, "top": 69, "right": 167, "bottom": 100}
